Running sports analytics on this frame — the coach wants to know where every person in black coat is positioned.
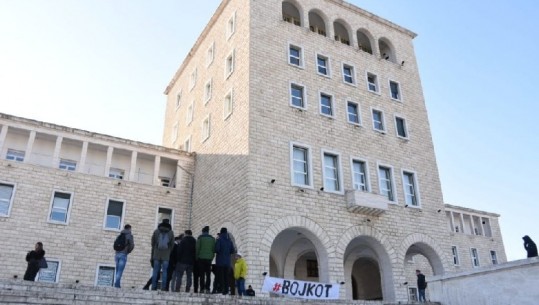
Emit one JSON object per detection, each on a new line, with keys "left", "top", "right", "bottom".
{"left": 416, "top": 269, "right": 427, "bottom": 303}
{"left": 215, "top": 228, "right": 235, "bottom": 295}
{"left": 24, "top": 242, "right": 45, "bottom": 281}
{"left": 523, "top": 235, "right": 538, "bottom": 258}
{"left": 174, "top": 230, "right": 197, "bottom": 292}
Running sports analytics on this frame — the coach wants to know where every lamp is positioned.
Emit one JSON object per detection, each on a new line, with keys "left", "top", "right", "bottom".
{"left": 271, "top": 179, "right": 276, "bottom": 184}
{"left": 437, "top": 209, "right": 442, "bottom": 213}
{"left": 262, "top": 272, "right": 268, "bottom": 276}
{"left": 405, "top": 204, "right": 409, "bottom": 208}
{"left": 403, "top": 281, "right": 408, "bottom": 285}
{"left": 117, "top": 181, "right": 121, "bottom": 186}
{"left": 339, "top": 281, "right": 345, "bottom": 285}
{"left": 319, "top": 187, "right": 324, "bottom": 191}
{"left": 401, "top": 61, "right": 405, "bottom": 66}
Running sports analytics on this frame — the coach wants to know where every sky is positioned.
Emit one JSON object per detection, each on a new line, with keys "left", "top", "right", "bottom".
{"left": 0, "top": 1, "right": 537, "bottom": 261}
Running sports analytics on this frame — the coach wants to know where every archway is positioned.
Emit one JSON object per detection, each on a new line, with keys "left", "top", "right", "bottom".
{"left": 356, "top": 29, "right": 373, "bottom": 54}
{"left": 333, "top": 20, "right": 350, "bottom": 45}
{"left": 308, "top": 10, "right": 327, "bottom": 36}
{"left": 282, "top": 1, "right": 302, "bottom": 26}
{"left": 378, "top": 38, "right": 396, "bottom": 63}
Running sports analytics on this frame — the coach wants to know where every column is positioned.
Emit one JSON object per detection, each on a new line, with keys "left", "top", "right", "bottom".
{"left": 450, "top": 211, "right": 455, "bottom": 233}
{"left": 459, "top": 214, "right": 465, "bottom": 234}
{"left": 175, "top": 160, "right": 182, "bottom": 188}
{"left": 78, "top": 141, "right": 88, "bottom": 173}
{"left": 52, "top": 136, "right": 63, "bottom": 168}
{"left": 24, "top": 131, "right": 36, "bottom": 164}
{"left": 105, "top": 146, "right": 114, "bottom": 177}
{"left": 153, "top": 156, "right": 161, "bottom": 186}
{"left": 129, "top": 151, "right": 137, "bottom": 181}
{"left": 470, "top": 214, "right": 476, "bottom": 235}
{"left": 0, "top": 125, "right": 8, "bottom": 156}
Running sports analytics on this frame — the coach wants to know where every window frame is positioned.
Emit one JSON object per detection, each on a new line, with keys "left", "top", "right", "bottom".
{"left": 184, "top": 135, "right": 192, "bottom": 153}
{"left": 389, "top": 79, "right": 403, "bottom": 102}
{"left": 401, "top": 169, "right": 420, "bottom": 207}
{"left": 103, "top": 197, "right": 126, "bottom": 232}
{"left": 189, "top": 68, "right": 197, "bottom": 91}
{"left": 224, "top": 49, "right": 235, "bottom": 79}
{"left": 175, "top": 90, "right": 182, "bottom": 110}
{"left": 452, "top": 246, "right": 460, "bottom": 266}
{"left": 108, "top": 168, "right": 125, "bottom": 180}
{"left": 172, "top": 123, "right": 178, "bottom": 143}
{"left": 186, "top": 100, "right": 194, "bottom": 125}
{"left": 366, "top": 72, "right": 380, "bottom": 94}
{"left": 371, "top": 108, "right": 386, "bottom": 133}
{"left": 37, "top": 258, "right": 61, "bottom": 283}
{"left": 47, "top": 190, "right": 74, "bottom": 225}
{"left": 223, "top": 88, "right": 234, "bottom": 120}
{"left": 321, "top": 149, "right": 344, "bottom": 194}
{"left": 471, "top": 248, "right": 480, "bottom": 267}
{"left": 350, "top": 157, "right": 370, "bottom": 192}
{"left": 156, "top": 206, "right": 175, "bottom": 230}
{"left": 346, "top": 100, "right": 362, "bottom": 126}
{"left": 6, "top": 148, "right": 25, "bottom": 162}
{"left": 342, "top": 63, "right": 356, "bottom": 86}
{"left": 289, "top": 142, "right": 313, "bottom": 189}
{"left": 394, "top": 115, "right": 409, "bottom": 139}
{"left": 490, "top": 250, "right": 498, "bottom": 265}
{"left": 201, "top": 114, "right": 211, "bottom": 143}
{"left": 377, "top": 163, "right": 397, "bottom": 203}
{"left": 59, "top": 159, "right": 77, "bottom": 171}
{"left": 204, "top": 78, "right": 213, "bottom": 104}
{"left": 206, "top": 42, "right": 215, "bottom": 67}
{"left": 287, "top": 43, "right": 304, "bottom": 68}
{"left": 226, "top": 11, "right": 236, "bottom": 40}
{"left": 289, "top": 82, "right": 307, "bottom": 110}
{"left": 319, "top": 91, "right": 335, "bottom": 118}
{"left": 0, "top": 181, "right": 16, "bottom": 218}
{"left": 315, "top": 53, "right": 331, "bottom": 77}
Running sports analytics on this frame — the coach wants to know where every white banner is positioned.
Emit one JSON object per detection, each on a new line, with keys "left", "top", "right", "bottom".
{"left": 261, "top": 276, "right": 340, "bottom": 300}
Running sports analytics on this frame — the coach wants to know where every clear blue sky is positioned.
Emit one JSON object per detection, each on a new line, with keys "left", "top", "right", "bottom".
{"left": 0, "top": 1, "right": 537, "bottom": 261}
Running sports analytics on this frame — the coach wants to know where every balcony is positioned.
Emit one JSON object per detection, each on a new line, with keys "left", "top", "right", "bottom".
{"left": 345, "top": 190, "right": 389, "bottom": 216}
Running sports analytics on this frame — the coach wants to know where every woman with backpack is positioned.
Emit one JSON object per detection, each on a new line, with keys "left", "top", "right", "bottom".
{"left": 24, "top": 242, "right": 46, "bottom": 281}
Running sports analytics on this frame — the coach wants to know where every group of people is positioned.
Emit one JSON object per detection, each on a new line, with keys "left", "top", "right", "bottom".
{"left": 112, "top": 220, "right": 254, "bottom": 296}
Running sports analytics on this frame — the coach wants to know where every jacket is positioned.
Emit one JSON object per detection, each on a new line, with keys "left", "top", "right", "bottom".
{"left": 215, "top": 233, "right": 235, "bottom": 267}
{"left": 196, "top": 233, "right": 215, "bottom": 260}
{"left": 177, "top": 235, "right": 197, "bottom": 265}
{"left": 26, "top": 250, "right": 45, "bottom": 266}
{"left": 151, "top": 224, "right": 175, "bottom": 261}
{"left": 417, "top": 273, "right": 427, "bottom": 289}
{"left": 117, "top": 228, "right": 135, "bottom": 254}
{"left": 234, "top": 257, "right": 247, "bottom": 279}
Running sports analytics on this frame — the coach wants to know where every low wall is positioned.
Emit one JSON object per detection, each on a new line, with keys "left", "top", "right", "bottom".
{"left": 428, "top": 257, "right": 539, "bottom": 305}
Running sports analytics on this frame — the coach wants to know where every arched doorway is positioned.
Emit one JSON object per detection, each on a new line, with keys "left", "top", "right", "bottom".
{"left": 402, "top": 242, "right": 444, "bottom": 302}
{"left": 351, "top": 257, "right": 382, "bottom": 300}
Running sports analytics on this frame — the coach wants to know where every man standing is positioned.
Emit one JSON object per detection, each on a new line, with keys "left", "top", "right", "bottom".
{"left": 151, "top": 220, "right": 174, "bottom": 291}
{"left": 114, "top": 224, "right": 134, "bottom": 288}
{"left": 175, "top": 230, "right": 196, "bottom": 292}
{"left": 196, "top": 226, "right": 215, "bottom": 294}
{"left": 416, "top": 269, "right": 427, "bottom": 303}
{"left": 215, "top": 227, "right": 235, "bottom": 295}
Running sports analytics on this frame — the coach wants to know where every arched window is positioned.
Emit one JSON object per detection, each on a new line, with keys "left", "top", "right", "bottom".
{"left": 378, "top": 38, "right": 396, "bottom": 63}
{"left": 308, "top": 10, "right": 326, "bottom": 36}
{"left": 356, "top": 29, "right": 373, "bottom": 54}
{"left": 282, "top": 1, "right": 301, "bottom": 26}
{"left": 333, "top": 21, "right": 350, "bottom": 45}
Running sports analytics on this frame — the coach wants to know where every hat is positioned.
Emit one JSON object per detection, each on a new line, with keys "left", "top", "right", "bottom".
{"left": 202, "top": 226, "right": 209, "bottom": 233}
{"left": 185, "top": 229, "right": 192, "bottom": 236}
{"left": 236, "top": 252, "right": 242, "bottom": 257}
{"left": 220, "top": 227, "right": 228, "bottom": 234}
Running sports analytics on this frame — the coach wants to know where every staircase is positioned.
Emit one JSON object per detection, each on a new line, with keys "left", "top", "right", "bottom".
{"left": 0, "top": 280, "right": 441, "bottom": 305}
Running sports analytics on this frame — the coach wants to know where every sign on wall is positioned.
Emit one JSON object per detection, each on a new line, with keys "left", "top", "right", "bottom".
{"left": 261, "top": 276, "right": 340, "bottom": 300}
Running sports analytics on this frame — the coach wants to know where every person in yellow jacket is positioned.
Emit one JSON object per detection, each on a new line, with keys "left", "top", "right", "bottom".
{"left": 234, "top": 253, "right": 248, "bottom": 296}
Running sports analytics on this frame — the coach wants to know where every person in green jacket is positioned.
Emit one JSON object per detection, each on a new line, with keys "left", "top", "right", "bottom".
{"left": 196, "top": 226, "right": 215, "bottom": 293}
{"left": 151, "top": 219, "right": 175, "bottom": 291}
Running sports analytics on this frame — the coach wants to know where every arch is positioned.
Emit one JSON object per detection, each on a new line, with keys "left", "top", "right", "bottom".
{"left": 308, "top": 9, "right": 327, "bottom": 37}
{"left": 398, "top": 233, "right": 448, "bottom": 276}
{"left": 352, "top": 257, "right": 382, "bottom": 300}
{"left": 378, "top": 37, "right": 397, "bottom": 63}
{"left": 282, "top": 0, "right": 302, "bottom": 26}
{"left": 333, "top": 19, "right": 351, "bottom": 46}
{"left": 356, "top": 28, "right": 374, "bottom": 54}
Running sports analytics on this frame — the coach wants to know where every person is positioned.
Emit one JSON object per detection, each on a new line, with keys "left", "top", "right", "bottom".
{"left": 151, "top": 219, "right": 175, "bottom": 291}
{"left": 175, "top": 230, "right": 196, "bottom": 292}
{"left": 416, "top": 269, "right": 427, "bottom": 303}
{"left": 168, "top": 234, "right": 183, "bottom": 291}
{"left": 114, "top": 224, "right": 134, "bottom": 288}
{"left": 246, "top": 285, "right": 255, "bottom": 297}
{"left": 234, "top": 252, "right": 247, "bottom": 296}
{"left": 523, "top": 235, "right": 538, "bottom": 258}
{"left": 24, "top": 242, "right": 45, "bottom": 281}
{"left": 215, "top": 227, "right": 235, "bottom": 295}
{"left": 196, "top": 226, "right": 215, "bottom": 294}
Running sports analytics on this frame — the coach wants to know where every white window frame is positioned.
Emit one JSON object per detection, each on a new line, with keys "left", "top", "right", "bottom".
{"left": 0, "top": 181, "right": 16, "bottom": 217}
{"left": 408, "top": 287, "right": 419, "bottom": 302}
{"left": 204, "top": 78, "right": 213, "bottom": 104}
{"left": 175, "top": 90, "right": 182, "bottom": 110}
{"left": 186, "top": 100, "right": 194, "bottom": 125}
{"left": 452, "top": 246, "right": 460, "bottom": 266}
{"left": 226, "top": 11, "right": 236, "bottom": 40}
{"left": 350, "top": 157, "right": 370, "bottom": 192}
{"left": 159, "top": 176, "right": 171, "bottom": 187}
{"left": 394, "top": 115, "right": 409, "bottom": 139}
{"left": 156, "top": 206, "right": 175, "bottom": 230}
{"left": 346, "top": 100, "right": 362, "bottom": 126}
{"left": 319, "top": 91, "right": 335, "bottom": 118}
{"left": 315, "top": 53, "right": 331, "bottom": 77}
{"left": 189, "top": 68, "right": 197, "bottom": 91}
{"left": 223, "top": 88, "right": 234, "bottom": 120}
{"left": 371, "top": 108, "right": 386, "bottom": 133}
{"left": 37, "top": 258, "right": 61, "bottom": 283}
{"left": 366, "top": 72, "right": 380, "bottom": 94}
{"left": 342, "top": 63, "right": 356, "bottom": 86}
{"left": 287, "top": 43, "right": 304, "bottom": 68}
{"left": 471, "top": 248, "right": 480, "bottom": 267}
{"left": 289, "top": 142, "right": 314, "bottom": 188}
{"left": 224, "top": 49, "right": 235, "bottom": 79}
{"left": 184, "top": 135, "right": 192, "bottom": 153}
{"left": 490, "top": 250, "right": 498, "bottom": 265}
{"left": 401, "top": 169, "right": 420, "bottom": 207}
{"left": 47, "top": 190, "right": 74, "bottom": 225}
{"left": 103, "top": 197, "right": 126, "bottom": 231}
{"left": 289, "top": 81, "right": 307, "bottom": 110}
{"left": 172, "top": 123, "right": 178, "bottom": 143}
{"left": 108, "top": 168, "right": 125, "bottom": 180}
{"left": 6, "top": 148, "right": 25, "bottom": 162}
{"left": 59, "top": 159, "right": 77, "bottom": 171}
{"left": 201, "top": 114, "right": 211, "bottom": 142}
{"left": 321, "top": 149, "right": 344, "bottom": 194}
{"left": 95, "top": 264, "right": 116, "bottom": 287}
{"left": 206, "top": 42, "right": 215, "bottom": 67}
{"left": 389, "top": 79, "right": 403, "bottom": 102}
{"left": 377, "top": 163, "right": 397, "bottom": 203}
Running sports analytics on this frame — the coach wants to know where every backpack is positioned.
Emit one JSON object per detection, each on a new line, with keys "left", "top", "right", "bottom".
{"left": 157, "top": 232, "right": 170, "bottom": 250}
{"left": 113, "top": 233, "right": 127, "bottom": 251}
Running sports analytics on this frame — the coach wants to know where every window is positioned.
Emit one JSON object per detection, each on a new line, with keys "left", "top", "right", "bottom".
{"left": 184, "top": 136, "right": 191, "bottom": 153}
{"left": 202, "top": 115, "right": 211, "bottom": 142}
{"left": 109, "top": 168, "right": 124, "bottom": 180}
{"left": 291, "top": 144, "right": 312, "bottom": 187}
{"left": 6, "top": 149, "right": 24, "bottom": 162}
{"left": 347, "top": 101, "right": 361, "bottom": 125}
{"left": 471, "top": 248, "right": 480, "bottom": 267}
{"left": 319, "top": 93, "right": 334, "bottom": 117}
{"left": 378, "top": 165, "right": 395, "bottom": 201}
{"left": 186, "top": 101, "right": 194, "bottom": 125}
{"left": 59, "top": 159, "right": 77, "bottom": 171}
{"left": 322, "top": 151, "right": 342, "bottom": 193}
{"left": 366, "top": 72, "right": 379, "bottom": 93}
{"left": 95, "top": 265, "right": 115, "bottom": 287}
{"left": 224, "top": 89, "right": 234, "bottom": 119}
{"left": 49, "top": 191, "right": 72, "bottom": 224}
{"left": 189, "top": 68, "right": 197, "bottom": 90}
{"left": 316, "top": 54, "right": 329, "bottom": 76}
{"left": 408, "top": 287, "right": 418, "bottom": 302}
{"left": 389, "top": 80, "right": 401, "bottom": 101}
{"left": 37, "top": 259, "right": 60, "bottom": 283}
{"left": 288, "top": 44, "right": 303, "bottom": 67}
{"left": 402, "top": 171, "right": 419, "bottom": 206}
{"left": 226, "top": 12, "right": 236, "bottom": 39}
{"left": 172, "top": 123, "right": 178, "bottom": 143}
{"left": 452, "top": 246, "right": 460, "bottom": 266}
{"left": 206, "top": 42, "right": 215, "bottom": 67}
{"left": 306, "top": 259, "right": 319, "bottom": 277}
{"left": 159, "top": 176, "right": 171, "bottom": 187}
{"left": 175, "top": 91, "right": 182, "bottom": 109}
{"left": 204, "top": 79, "right": 212, "bottom": 103}
{"left": 490, "top": 250, "right": 498, "bottom": 265}
{"left": 351, "top": 159, "right": 368, "bottom": 191}
{"left": 395, "top": 116, "right": 408, "bottom": 138}
{"left": 225, "top": 50, "right": 235, "bottom": 79}
{"left": 342, "top": 64, "right": 355, "bottom": 85}
{"left": 372, "top": 109, "right": 385, "bottom": 132}
{"left": 0, "top": 183, "right": 15, "bottom": 217}
{"left": 104, "top": 199, "right": 124, "bottom": 230}
{"left": 157, "top": 207, "right": 173, "bottom": 229}
{"left": 290, "top": 83, "right": 305, "bottom": 109}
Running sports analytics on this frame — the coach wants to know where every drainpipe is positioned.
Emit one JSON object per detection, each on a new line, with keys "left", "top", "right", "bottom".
{"left": 176, "top": 161, "right": 195, "bottom": 230}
